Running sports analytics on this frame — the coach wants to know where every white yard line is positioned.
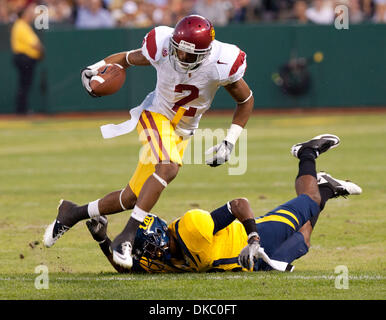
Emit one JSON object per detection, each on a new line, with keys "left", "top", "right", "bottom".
{"left": 1, "top": 274, "right": 385, "bottom": 282}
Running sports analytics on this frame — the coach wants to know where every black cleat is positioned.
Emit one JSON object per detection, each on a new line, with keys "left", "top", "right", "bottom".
{"left": 291, "top": 134, "right": 340, "bottom": 159}
{"left": 43, "top": 199, "right": 78, "bottom": 248}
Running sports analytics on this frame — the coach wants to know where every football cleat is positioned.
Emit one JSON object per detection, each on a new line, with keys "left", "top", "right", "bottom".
{"left": 112, "top": 241, "right": 134, "bottom": 269}
{"left": 43, "top": 199, "right": 77, "bottom": 248}
{"left": 317, "top": 172, "right": 362, "bottom": 197}
{"left": 291, "top": 134, "right": 340, "bottom": 159}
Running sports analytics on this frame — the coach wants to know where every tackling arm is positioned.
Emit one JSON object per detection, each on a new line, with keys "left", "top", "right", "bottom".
{"left": 85, "top": 217, "right": 130, "bottom": 273}
{"left": 229, "top": 198, "right": 261, "bottom": 270}
{"left": 210, "top": 198, "right": 259, "bottom": 242}
{"left": 229, "top": 198, "right": 259, "bottom": 242}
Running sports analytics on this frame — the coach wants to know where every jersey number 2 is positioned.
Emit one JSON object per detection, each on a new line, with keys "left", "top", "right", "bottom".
{"left": 172, "top": 84, "right": 198, "bottom": 117}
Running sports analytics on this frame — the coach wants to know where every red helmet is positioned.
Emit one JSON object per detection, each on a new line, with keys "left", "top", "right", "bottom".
{"left": 169, "top": 15, "right": 215, "bottom": 73}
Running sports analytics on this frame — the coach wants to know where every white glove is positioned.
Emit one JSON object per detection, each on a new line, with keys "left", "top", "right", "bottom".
{"left": 80, "top": 60, "right": 106, "bottom": 97}
{"left": 205, "top": 140, "right": 234, "bottom": 167}
{"left": 238, "top": 237, "right": 260, "bottom": 270}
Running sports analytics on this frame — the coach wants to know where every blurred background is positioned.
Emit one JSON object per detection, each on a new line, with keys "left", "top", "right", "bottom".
{"left": 0, "top": 0, "right": 385, "bottom": 114}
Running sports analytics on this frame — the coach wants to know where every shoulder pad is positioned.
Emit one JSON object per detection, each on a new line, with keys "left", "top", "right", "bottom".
{"left": 141, "top": 26, "right": 174, "bottom": 63}
{"left": 177, "top": 209, "right": 214, "bottom": 252}
{"left": 213, "top": 40, "right": 247, "bottom": 86}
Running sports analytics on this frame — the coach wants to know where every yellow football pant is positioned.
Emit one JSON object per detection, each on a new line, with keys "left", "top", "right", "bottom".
{"left": 129, "top": 110, "right": 189, "bottom": 197}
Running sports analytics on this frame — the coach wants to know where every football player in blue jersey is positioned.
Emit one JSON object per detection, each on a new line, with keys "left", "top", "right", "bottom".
{"left": 86, "top": 134, "right": 362, "bottom": 273}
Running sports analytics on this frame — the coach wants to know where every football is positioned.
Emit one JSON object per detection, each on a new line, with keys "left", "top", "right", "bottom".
{"left": 90, "top": 63, "right": 126, "bottom": 96}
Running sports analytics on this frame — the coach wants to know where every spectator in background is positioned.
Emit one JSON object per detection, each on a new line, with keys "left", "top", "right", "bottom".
{"left": 42, "top": 0, "right": 74, "bottom": 24}
{"left": 374, "top": 0, "right": 386, "bottom": 22}
{"left": 230, "top": 0, "right": 250, "bottom": 23}
{"left": 110, "top": 0, "right": 153, "bottom": 28}
{"left": 75, "top": 0, "right": 115, "bottom": 28}
{"left": 305, "top": 0, "right": 334, "bottom": 24}
{"left": 0, "top": 0, "right": 11, "bottom": 23}
{"left": 193, "top": 0, "right": 232, "bottom": 26}
{"left": 146, "top": 0, "right": 173, "bottom": 26}
{"left": 1, "top": 0, "right": 26, "bottom": 23}
{"left": 362, "top": 0, "right": 374, "bottom": 19}
{"left": 2, "top": 0, "right": 386, "bottom": 28}
{"left": 293, "top": 0, "right": 308, "bottom": 23}
{"left": 260, "top": 0, "right": 280, "bottom": 21}
{"left": 346, "top": 0, "right": 365, "bottom": 23}
{"left": 173, "top": 0, "right": 195, "bottom": 22}
{"left": 10, "top": 2, "right": 45, "bottom": 114}
{"left": 108, "top": 0, "right": 126, "bottom": 26}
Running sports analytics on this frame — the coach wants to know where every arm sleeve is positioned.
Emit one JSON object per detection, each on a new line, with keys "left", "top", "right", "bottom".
{"left": 210, "top": 202, "right": 236, "bottom": 234}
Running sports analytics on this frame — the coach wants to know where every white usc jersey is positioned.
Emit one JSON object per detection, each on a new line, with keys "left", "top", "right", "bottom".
{"left": 141, "top": 26, "right": 247, "bottom": 138}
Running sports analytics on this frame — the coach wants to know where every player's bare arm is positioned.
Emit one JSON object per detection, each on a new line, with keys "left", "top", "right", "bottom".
{"left": 225, "top": 78, "right": 254, "bottom": 128}
{"left": 104, "top": 49, "right": 151, "bottom": 68}
{"left": 229, "top": 198, "right": 259, "bottom": 242}
{"left": 206, "top": 79, "right": 254, "bottom": 167}
{"left": 228, "top": 197, "right": 260, "bottom": 270}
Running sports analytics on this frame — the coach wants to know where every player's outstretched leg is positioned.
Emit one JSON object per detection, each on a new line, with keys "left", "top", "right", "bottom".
{"left": 43, "top": 187, "right": 137, "bottom": 248}
{"left": 291, "top": 134, "right": 340, "bottom": 159}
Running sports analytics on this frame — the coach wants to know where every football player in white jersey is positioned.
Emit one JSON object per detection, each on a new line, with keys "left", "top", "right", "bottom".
{"left": 43, "top": 15, "right": 254, "bottom": 270}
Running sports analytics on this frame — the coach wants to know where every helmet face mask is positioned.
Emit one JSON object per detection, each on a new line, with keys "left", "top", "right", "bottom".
{"left": 169, "top": 15, "right": 214, "bottom": 73}
{"left": 133, "top": 214, "right": 171, "bottom": 271}
{"left": 141, "top": 228, "right": 170, "bottom": 261}
{"left": 169, "top": 38, "right": 211, "bottom": 73}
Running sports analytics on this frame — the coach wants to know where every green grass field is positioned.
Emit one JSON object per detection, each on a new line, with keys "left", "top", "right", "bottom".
{"left": 0, "top": 112, "right": 385, "bottom": 300}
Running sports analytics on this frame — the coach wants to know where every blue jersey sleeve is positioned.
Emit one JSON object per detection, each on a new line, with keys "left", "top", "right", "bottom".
{"left": 210, "top": 202, "right": 236, "bottom": 234}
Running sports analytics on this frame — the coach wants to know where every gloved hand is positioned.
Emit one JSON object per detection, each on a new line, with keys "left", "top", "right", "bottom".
{"left": 238, "top": 235, "right": 260, "bottom": 270}
{"left": 86, "top": 216, "right": 108, "bottom": 243}
{"left": 80, "top": 67, "right": 99, "bottom": 97}
{"left": 205, "top": 140, "right": 234, "bottom": 167}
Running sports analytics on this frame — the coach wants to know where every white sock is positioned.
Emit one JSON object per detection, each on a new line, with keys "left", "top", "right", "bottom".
{"left": 87, "top": 199, "right": 100, "bottom": 218}
{"left": 131, "top": 205, "right": 148, "bottom": 222}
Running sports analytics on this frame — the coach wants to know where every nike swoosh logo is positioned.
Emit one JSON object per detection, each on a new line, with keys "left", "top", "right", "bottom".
{"left": 217, "top": 60, "right": 227, "bottom": 65}
{"left": 100, "top": 66, "right": 108, "bottom": 74}
{"left": 113, "top": 251, "right": 133, "bottom": 267}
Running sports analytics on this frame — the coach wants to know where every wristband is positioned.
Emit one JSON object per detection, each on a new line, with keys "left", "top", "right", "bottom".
{"left": 88, "top": 59, "right": 106, "bottom": 70}
{"left": 224, "top": 123, "right": 243, "bottom": 146}
{"left": 242, "top": 218, "right": 258, "bottom": 236}
{"left": 247, "top": 232, "right": 259, "bottom": 241}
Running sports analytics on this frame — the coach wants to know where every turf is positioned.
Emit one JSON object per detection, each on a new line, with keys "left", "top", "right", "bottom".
{"left": 0, "top": 113, "right": 385, "bottom": 300}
